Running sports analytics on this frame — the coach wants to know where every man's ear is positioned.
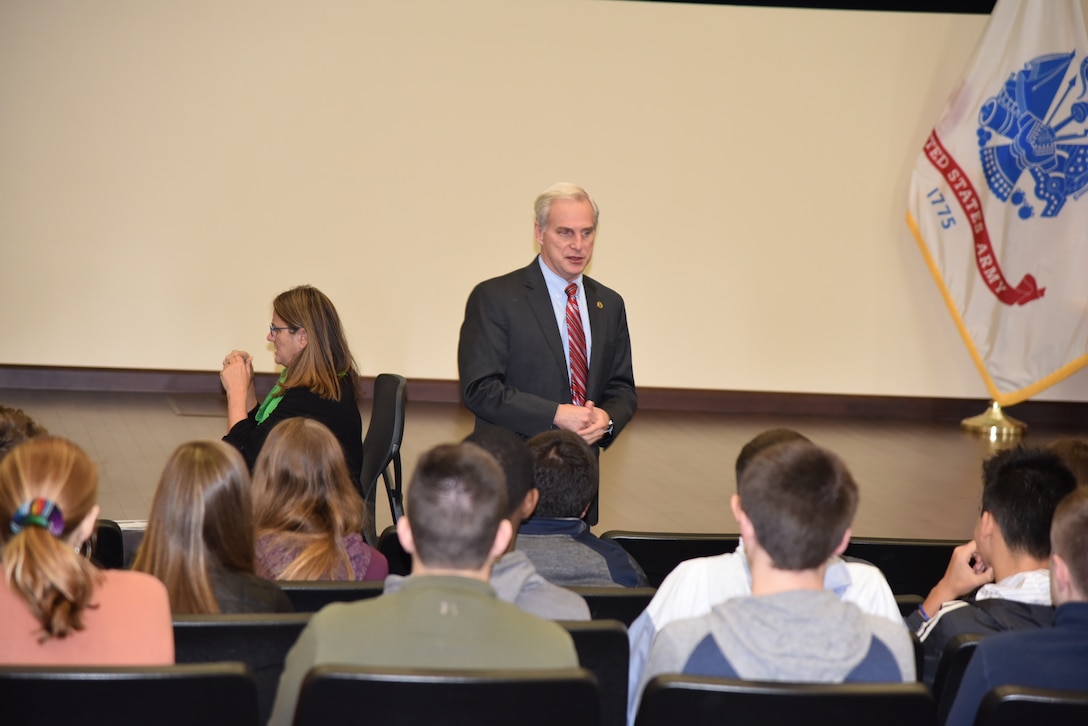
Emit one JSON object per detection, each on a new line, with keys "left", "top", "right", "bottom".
{"left": 518, "top": 488, "right": 540, "bottom": 520}
{"left": 730, "top": 494, "right": 743, "bottom": 525}
{"left": 396, "top": 517, "right": 415, "bottom": 555}
{"left": 490, "top": 519, "right": 513, "bottom": 561}
{"left": 1051, "top": 553, "right": 1078, "bottom": 602}
{"left": 733, "top": 498, "right": 756, "bottom": 543}
{"left": 533, "top": 222, "right": 544, "bottom": 246}
{"left": 978, "top": 510, "right": 996, "bottom": 542}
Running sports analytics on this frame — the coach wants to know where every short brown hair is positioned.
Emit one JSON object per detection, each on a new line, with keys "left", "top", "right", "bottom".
{"left": 1048, "top": 438, "right": 1088, "bottom": 487}
{"left": 406, "top": 443, "right": 507, "bottom": 569}
{"left": 1051, "top": 487, "right": 1088, "bottom": 596}
{"left": 0, "top": 405, "right": 47, "bottom": 461}
{"left": 737, "top": 441, "right": 858, "bottom": 571}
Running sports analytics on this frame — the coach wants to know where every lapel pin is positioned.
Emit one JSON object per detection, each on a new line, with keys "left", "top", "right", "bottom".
{"left": 596, "top": 301, "right": 603, "bottom": 309}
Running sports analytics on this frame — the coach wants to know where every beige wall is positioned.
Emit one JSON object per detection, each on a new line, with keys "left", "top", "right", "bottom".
{"left": 2, "top": 0, "right": 1085, "bottom": 401}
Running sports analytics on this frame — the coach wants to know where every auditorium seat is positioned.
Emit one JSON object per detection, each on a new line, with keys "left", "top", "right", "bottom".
{"left": 561, "top": 619, "right": 629, "bottom": 726}
{"left": 377, "top": 524, "right": 412, "bottom": 576}
{"left": 633, "top": 674, "right": 935, "bottom": 726}
{"left": 599, "top": 531, "right": 738, "bottom": 587}
{"left": 602, "top": 530, "right": 964, "bottom": 596}
{"left": 975, "top": 684, "right": 1088, "bottom": 725}
{"left": 173, "top": 613, "right": 310, "bottom": 724}
{"left": 932, "top": 633, "right": 982, "bottom": 725}
{"left": 570, "top": 586, "right": 656, "bottom": 626}
{"left": 843, "top": 537, "right": 963, "bottom": 597}
{"left": 294, "top": 666, "right": 600, "bottom": 726}
{"left": 91, "top": 518, "right": 126, "bottom": 569}
{"left": 278, "top": 579, "right": 384, "bottom": 612}
{"left": 0, "top": 662, "right": 258, "bottom": 726}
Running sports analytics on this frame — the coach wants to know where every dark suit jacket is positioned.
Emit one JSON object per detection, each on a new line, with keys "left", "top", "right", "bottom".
{"left": 458, "top": 257, "right": 637, "bottom": 447}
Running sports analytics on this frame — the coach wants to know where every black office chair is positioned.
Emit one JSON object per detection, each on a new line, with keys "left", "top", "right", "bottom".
{"left": 561, "top": 619, "right": 629, "bottom": 726}
{"left": 0, "top": 662, "right": 259, "bottom": 726}
{"left": 359, "top": 373, "right": 408, "bottom": 545}
{"left": 933, "top": 632, "right": 982, "bottom": 725}
{"left": 173, "top": 613, "right": 312, "bottom": 726}
{"left": 974, "top": 684, "right": 1088, "bottom": 725}
{"left": 293, "top": 666, "right": 600, "bottom": 726}
{"left": 634, "top": 674, "right": 935, "bottom": 726}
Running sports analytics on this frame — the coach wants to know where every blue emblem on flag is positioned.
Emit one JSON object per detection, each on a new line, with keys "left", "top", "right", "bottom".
{"left": 978, "top": 51, "right": 1088, "bottom": 218}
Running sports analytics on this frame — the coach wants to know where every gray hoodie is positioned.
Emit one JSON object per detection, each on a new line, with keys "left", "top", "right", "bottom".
{"left": 637, "top": 589, "right": 914, "bottom": 711}
{"left": 383, "top": 550, "right": 590, "bottom": 621}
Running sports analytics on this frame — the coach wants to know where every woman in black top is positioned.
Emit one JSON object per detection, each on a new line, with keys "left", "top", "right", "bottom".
{"left": 221, "top": 285, "right": 364, "bottom": 485}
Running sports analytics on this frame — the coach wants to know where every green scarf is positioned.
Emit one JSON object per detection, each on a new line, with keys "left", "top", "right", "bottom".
{"left": 255, "top": 369, "right": 288, "bottom": 424}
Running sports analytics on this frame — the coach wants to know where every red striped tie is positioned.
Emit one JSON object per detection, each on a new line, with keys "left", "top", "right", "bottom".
{"left": 565, "top": 283, "right": 588, "bottom": 406}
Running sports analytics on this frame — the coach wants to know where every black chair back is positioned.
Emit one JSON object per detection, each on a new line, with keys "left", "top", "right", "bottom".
{"left": 294, "top": 666, "right": 600, "bottom": 726}
{"left": 561, "top": 619, "right": 629, "bottom": 726}
{"left": 602, "top": 530, "right": 964, "bottom": 597}
{"left": 378, "top": 523, "right": 412, "bottom": 576}
{"left": 634, "top": 674, "right": 935, "bottom": 726}
{"left": 360, "top": 373, "right": 407, "bottom": 544}
{"left": 570, "top": 586, "right": 656, "bottom": 626}
{"left": 933, "top": 632, "right": 982, "bottom": 724}
{"left": 600, "top": 531, "right": 738, "bottom": 587}
{"left": 91, "top": 518, "right": 125, "bottom": 569}
{"left": 975, "top": 684, "right": 1088, "bottom": 726}
{"left": 173, "top": 613, "right": 311, "bottom": 725}
{"left": 0, "top": 662, "right": 258, "bottom": 726}
{"left": 277, "top": 580, "right": 384, "bottom": 612}
{"left": 843, "top": 537, "right": 964, "bottom": 597}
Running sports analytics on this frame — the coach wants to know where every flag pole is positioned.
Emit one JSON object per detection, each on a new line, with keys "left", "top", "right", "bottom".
{"left": 961, "top": 401, "right": 1026, "bottom": 441}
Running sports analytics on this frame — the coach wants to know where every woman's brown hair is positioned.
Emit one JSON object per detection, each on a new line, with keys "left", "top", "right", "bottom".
{"left": 133, "top": 441, "right": 254, "bottom": 614}
{"left": 0, "top": 437, "right": 101, "bottom": 641}
{"left": 273, "top": 285, "right": 358, "bottom": 401}
{"left": 251, "top": 417, "right": 365, "bottom": 579}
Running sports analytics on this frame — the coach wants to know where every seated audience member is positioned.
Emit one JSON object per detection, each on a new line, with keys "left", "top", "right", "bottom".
{"left": 515, "top": 430, "right": 648, "bottom": 587}
{"left": 268, "top": 442, "right": 579, "bottom": 726}
{"left": 627, "top": 429, "right": 901, "bottom": 711}
{"left": 134, "top": 440, "right": 292, "bottom": 614}
{"left": 634, "top": 441, "right": 913, "bottom": 717}
{"left": 1048, "top": 437, "right": 1088, "bottom": 487}
{"left": 252, "top": 417, "right": 387, "bottom": 581}
{"left": 0, "top": 437, "right": 172, "bottom": 664}
{"left": 907, "top": 446, "right": 1077, "bottom": 686}
{"left": 385, "top": 427, "right": 590, "bottom": 619}
{"left": 945, "top": 487, "right": 1088, "bottom": 726}
{"left": 221, "top": 285, "right": 364, "bottom": 486}
{"left": 0, "top": 404, "right": 47, "bottom": 460}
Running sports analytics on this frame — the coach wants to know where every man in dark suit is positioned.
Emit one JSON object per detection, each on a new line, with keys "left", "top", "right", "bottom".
{"left": 457, "top": 182, "right": 637, "bottom": 523}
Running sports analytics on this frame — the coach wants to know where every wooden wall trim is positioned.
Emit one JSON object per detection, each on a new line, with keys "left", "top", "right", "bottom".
{"left": 1, "top": 365, "right": 1083, "bottom": 426}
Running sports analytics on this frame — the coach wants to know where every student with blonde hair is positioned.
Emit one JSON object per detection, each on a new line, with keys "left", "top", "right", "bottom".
{"left": 252, "top": 418, "right": 387, "bottom": 581}
{"left": 0, "top": 437, "right": 172, "bottom": 664}
{"left": 134, "top": 440, "right": 292, "bottom": 613}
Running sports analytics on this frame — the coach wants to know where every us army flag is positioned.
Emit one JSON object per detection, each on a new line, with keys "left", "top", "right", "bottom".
{"left": 907, "top": 0, "right": 1088, "bottom": 406}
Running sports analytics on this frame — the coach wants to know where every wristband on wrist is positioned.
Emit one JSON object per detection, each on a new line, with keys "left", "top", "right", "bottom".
{"left": 917, "top": 604, "right": 931, "bottom": 622}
